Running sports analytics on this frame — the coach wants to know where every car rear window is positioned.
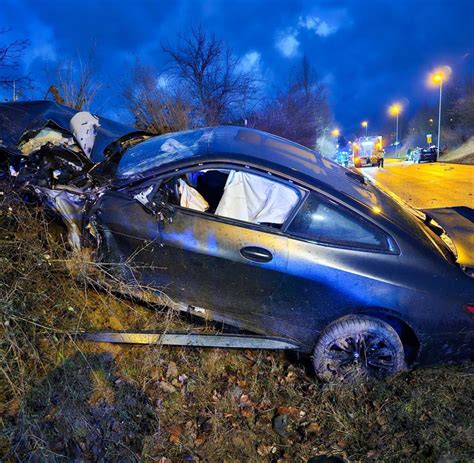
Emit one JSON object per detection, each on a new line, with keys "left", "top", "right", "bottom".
{"left": 287, "top": 192, "right": 391, "bottom": 251}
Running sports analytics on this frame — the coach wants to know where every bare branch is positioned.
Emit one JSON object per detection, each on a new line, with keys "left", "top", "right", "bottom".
{"left": 44, "top": 51, "right": 101, "bottom": 110}
{"left": 123, "top": 62, "right": 191, "bottom": 134}
{"left": 0, "top": 28, "right": 31, "bottom": 94}
{"left": 162, "top": 25, "right": 258, "bottom": 125}
{"left": 250, "top": 56, "right": 331, "bottom": 149}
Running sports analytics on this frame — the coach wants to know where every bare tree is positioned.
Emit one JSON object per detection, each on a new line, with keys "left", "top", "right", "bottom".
{"left": 0, "top": 28, "right": 30, "bottom": 98}
{"left": 448, "top": 75, "right": 474, "bottom": 131}
{"left": 251, "top": 56, "right": 331, "bottom": 149}
{"left": 123, "top": 63, "right": 191, "bottom": 134}
{"left": 44, "top": 51, "right": 101, "bottom": 110}
{"left": 162, "top": 26, "right": 257, "bottom": 126}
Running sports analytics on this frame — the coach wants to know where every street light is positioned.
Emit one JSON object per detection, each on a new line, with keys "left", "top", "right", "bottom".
{"left": 431, "top": 70, "right": 445, "bottom": 161}
{"left": 388, "top": 103, "right": 402, "bottom": 158}
{"left": 361, "top": 121, "right": 368, "bottom": 137}
{"left": 331, "top": 128, "right": 340, "bottom": 138}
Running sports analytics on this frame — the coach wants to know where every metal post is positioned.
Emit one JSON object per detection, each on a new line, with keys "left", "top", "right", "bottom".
{"left": 365, "top": 125, "right": 368, "bottom": 137}
{"left": 395, "top": 112, "right": 399, "bottom": 158}
{"left": 437, "top": 79, "right": 443, "bottom": 161}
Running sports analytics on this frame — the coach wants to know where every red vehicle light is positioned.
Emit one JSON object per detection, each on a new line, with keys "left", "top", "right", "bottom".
{"left": 464, "top": 304, "right": 474, "bottom": 315}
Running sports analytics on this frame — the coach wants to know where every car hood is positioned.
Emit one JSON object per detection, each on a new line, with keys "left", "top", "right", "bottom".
{"left": 422, "top": 206, "right": 474, "bottom": 267}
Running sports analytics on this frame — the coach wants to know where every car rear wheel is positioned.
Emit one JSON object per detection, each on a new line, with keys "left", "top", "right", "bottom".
{"left": 313, "top": 316, "right": 406, "bottom": 382}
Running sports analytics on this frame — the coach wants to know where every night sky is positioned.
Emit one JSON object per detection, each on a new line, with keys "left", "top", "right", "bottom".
{"left": 1, "top": 0, "right": 473, "bottom": 136}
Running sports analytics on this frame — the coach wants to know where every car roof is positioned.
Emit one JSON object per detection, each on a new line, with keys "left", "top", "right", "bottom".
{"left": 117, "top": 126, "right": 378, "bottom": 207}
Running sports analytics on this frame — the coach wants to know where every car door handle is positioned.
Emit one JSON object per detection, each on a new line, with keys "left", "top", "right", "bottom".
{"left": 240, "top": 246, "right": 273, "bottom": 263}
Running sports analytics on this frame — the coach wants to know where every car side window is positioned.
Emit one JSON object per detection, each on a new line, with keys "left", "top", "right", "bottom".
{"left": 287, "top": 192, "right": 391, "bottom": 251}
{"left": 162, "top": 168, "right": 301, "bottom": 229}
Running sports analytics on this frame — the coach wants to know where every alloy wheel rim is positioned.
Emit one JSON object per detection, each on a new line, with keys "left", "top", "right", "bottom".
{"left": 325, "top": 332, "right": 397, "bottom": 380}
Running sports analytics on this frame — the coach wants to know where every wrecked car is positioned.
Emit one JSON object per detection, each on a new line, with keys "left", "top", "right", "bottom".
{"left": 0, "top": 100, "right": 148, "bottom": 189}
{"left": 1, "top": 102, "right": 473, "bottom": 382}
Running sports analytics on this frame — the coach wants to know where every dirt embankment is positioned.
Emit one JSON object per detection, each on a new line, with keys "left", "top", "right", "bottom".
{"left": 442, "top": 137, "right": 474, "bottom": 165}
{"left": 0, "top": 186, "right": 473, "bottom": 462}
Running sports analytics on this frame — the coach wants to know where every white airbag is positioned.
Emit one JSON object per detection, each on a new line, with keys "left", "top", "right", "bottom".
{"left": 179, "top": 179, "right": 209, "bottom": 212}
{"left": 215, "top": 171, "right": 299, "bottom": 224}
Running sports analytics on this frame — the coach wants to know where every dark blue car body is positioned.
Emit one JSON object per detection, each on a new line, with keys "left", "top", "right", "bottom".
{"left": 90, "top": 126, "right": 474, "bottom": 369}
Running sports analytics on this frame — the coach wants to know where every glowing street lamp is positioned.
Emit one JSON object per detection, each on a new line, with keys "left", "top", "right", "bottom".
{"left": 430, "top": 69, "right": 447, "bottom": 160}
{"left": 388, "top": 103, "right": 402, "bottom": 158}
{"left": 331, "top": 128, "right": 340, "bottom": 138}
{"left": 361, "top": 121, "right": 368, "bottom": 137}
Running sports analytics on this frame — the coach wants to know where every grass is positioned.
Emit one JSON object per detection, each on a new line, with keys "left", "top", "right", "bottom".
{"left": 0, "top": 185, "right": 473, "bottom": 462}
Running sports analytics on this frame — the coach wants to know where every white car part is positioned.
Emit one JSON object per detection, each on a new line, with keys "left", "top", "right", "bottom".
{"left": 70, "top": 111, "right": 100, "bottom": 158}
{"left": 179, "top": 179, "right": 209, "bottom": 212}
{"left": 215, "top": 171, "right": 299, "bottom": 224}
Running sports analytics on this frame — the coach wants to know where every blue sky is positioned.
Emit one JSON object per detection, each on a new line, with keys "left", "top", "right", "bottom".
{"left": 1, "top": 0, "right": 473, "bottom": 135}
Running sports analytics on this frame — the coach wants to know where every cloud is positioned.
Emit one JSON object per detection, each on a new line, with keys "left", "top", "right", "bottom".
{"left": 237, "top": 51, "right": 262, "bottom": 73}
{"left": 298, "top": 15, "right": 318, "bottom": 30}
{"left": 315, "top": 21, "right": 337, "bottom": 37}
{"left": 298, "top": 15, "right": 338, "bottom": 37}
{"left": 22, "top": 19, "right": 58, "bottom": 68}
{"left": 156, "top": 74, "right": 171, "bottom": 88}
{"left": 321, "top": 72, "right": 335, "bottom": 85}
{"left": 275, "top": 12, "right": 340, "bottom": 60}
{"left": 275, "top": 31, "right": 299, "bottom": 58}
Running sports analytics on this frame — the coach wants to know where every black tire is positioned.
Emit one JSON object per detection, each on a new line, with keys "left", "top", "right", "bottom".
{"left": 313, "top": 316, "right": 406, "bottom": 382}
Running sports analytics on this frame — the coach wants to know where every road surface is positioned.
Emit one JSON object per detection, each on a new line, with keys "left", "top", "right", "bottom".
{"left": 360, "top": 159, "right": 474, "bottom": 209}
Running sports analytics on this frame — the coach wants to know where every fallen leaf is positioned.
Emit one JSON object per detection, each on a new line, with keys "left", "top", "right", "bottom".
{"left": 166, "top": 361, "right": 178, "bottom": 378}
{"left": 306, "top": 422, "right": 321, "bottom": 433}
{"left": 195, "top": 435, "right": 206, "bottom": 446}
{"left": 169, "top": 425, "right": 182, "bottom": 444}
{"left": 257, "top": 443, "right": 272, "bottom": 456}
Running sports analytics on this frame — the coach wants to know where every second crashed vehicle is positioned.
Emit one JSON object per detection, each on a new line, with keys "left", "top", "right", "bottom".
{"left": 2, "top": 103, "right": 473, "bottom": 381}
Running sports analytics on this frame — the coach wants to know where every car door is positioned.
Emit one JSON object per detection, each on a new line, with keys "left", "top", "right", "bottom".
{"left": 93, "top": 168, "right": 299, "bottom": 333}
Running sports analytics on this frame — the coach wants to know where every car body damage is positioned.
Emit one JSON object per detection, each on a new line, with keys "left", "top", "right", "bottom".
{"left": 1, "top": 102, "right": 473, "bottom": 379}
{"left": 0, "top": 101, "right": 149, "bottom": 249}
{"left": 422, "top": 207, "right": 474, "bottom": 269}
{"left": 0, "top": 100, "right": 149, "bottom": 189}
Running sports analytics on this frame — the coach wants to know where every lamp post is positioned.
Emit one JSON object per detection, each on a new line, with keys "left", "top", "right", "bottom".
{"left": 331, "top": 128, "right": 340, "bottom": 138}
{"left": 389, "top": 103, "right": 402, "bottom": 158}
{"left": 432, "top": 72, "right": 444, "bottom": 160}
{"left": 361, "top": 121, "right": 368, "bottom": 137}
